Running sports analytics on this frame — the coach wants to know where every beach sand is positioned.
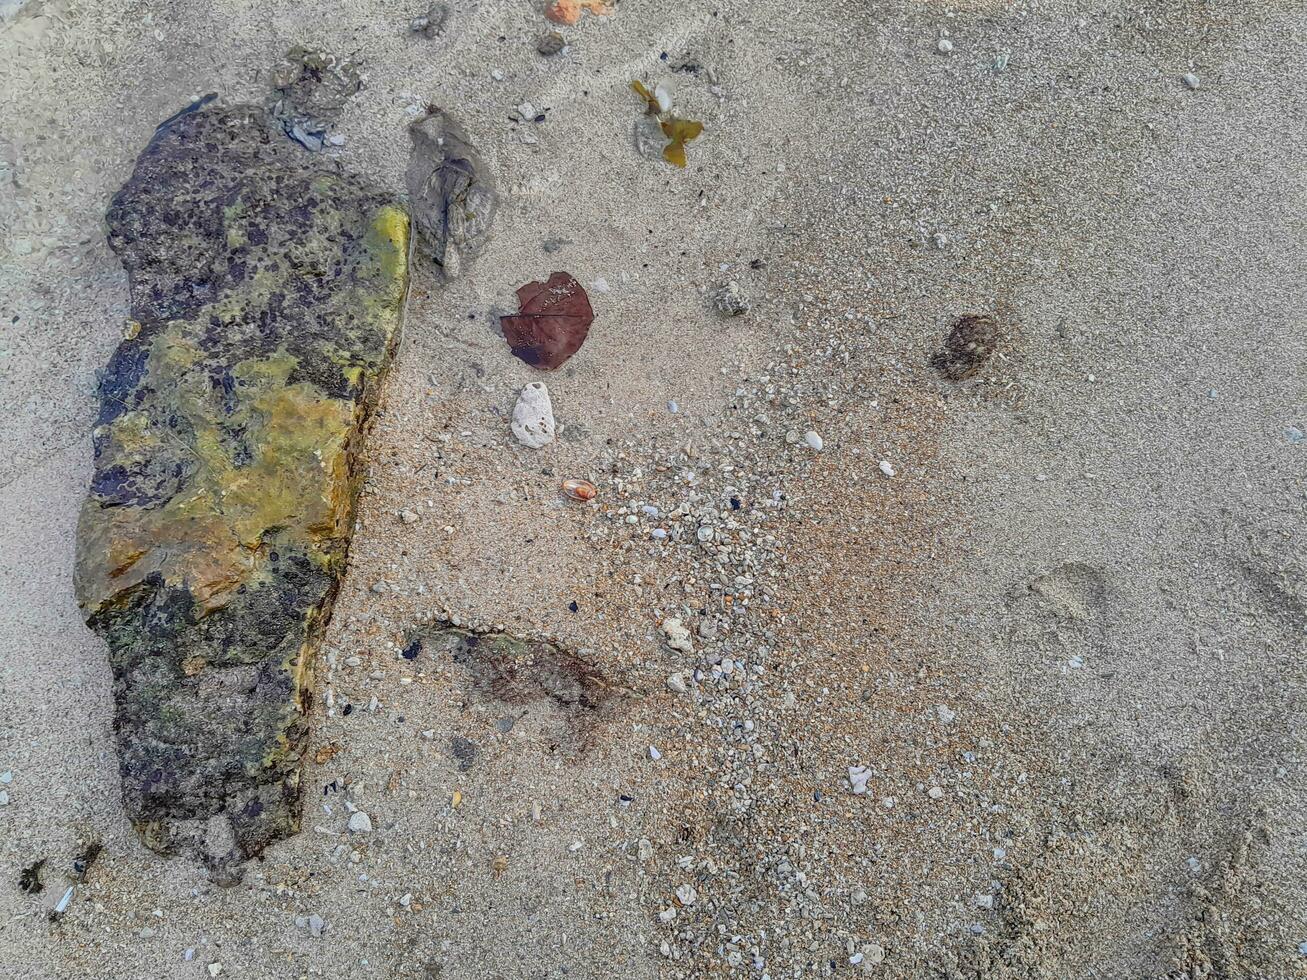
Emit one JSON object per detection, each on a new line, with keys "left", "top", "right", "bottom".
{"left": 1, "top": 0, "right": 1304, "bottom": 976}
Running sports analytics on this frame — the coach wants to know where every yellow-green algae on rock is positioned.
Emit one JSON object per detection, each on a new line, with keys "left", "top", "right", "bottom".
{"left": 74, "top": 102, "right": 408, "bottom": 881}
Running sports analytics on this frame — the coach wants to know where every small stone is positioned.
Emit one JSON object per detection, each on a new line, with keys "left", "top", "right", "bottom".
{"left": 879, "top": 459, "right": 896, "bottom": 477}
{"left": 409, "top": 2, "right": 448, "bottom": 38}
{"left": 865, "top": 944, "right": 885, "bottom": 964}
{"left": 666, "top": 672, "right": 688, "bottom": 693}
{"left": 937, "top": 38, "right": 953, "bottom": 53}
{"left": 803, "top": 431, "right": 823, "bottom": 452}
{"left": 348, "top": 811, "right": 373, "bottom": 833}
{"left": 674, "top": 883, "right": 697, "bottom": 906}
{"left": 400, "top": 509, "right": 419, "bottom": 524}
{"left": 0, "top": 772, "right": 12, "bottom": 783}
{"left": 658, "top": 906, "right": 677, "bottom": 923}
{"left": 935, "top": 703, "right": 956, "bottom": 724}
{"left": 848, "top": 766, "right": 872, "bottom": 795}
{"left": 207, "top": 965, "right": 224, "bottom": 978}
{"left": 537, "top": 31, "right": 565, "bottom": 56}
{"left": 927, "top": 786, "right": 945, "bottom": 800}
{"left": 974, "top": 893, "right": 995, "bottom": 910}
{"left": 511, "top": 382, "right": 556, "bottom": 449}
{"left": 1183, "top": 72, "right": 1200, "bottom": 90}
{"left": 662, "top": 618, "right": 693, "bottom": 654}
{"left": 648, "top": 745, "right": 662, "bottom": 761}
{"left": 0, "top": 790, "right": 8, "bottom": 806}
{"left": 710, "top": 281, "right": 750, "bottom": 317}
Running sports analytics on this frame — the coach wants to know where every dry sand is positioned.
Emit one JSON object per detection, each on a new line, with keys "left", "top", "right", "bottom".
{"left": 2, "top": 0, "right": 1305, "bottom": 977}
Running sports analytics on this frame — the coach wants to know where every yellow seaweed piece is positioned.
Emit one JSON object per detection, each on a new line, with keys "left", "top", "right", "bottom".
{"left": 630, "top": 80, "right": 660, "bottom": 115}
{"left": 660, "top": 116, "right": 704, "bottom": 169}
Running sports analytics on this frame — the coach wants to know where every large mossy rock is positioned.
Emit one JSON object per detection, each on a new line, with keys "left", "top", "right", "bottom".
{"left": 74, "top": 102, "right": 409, "bottom": 881}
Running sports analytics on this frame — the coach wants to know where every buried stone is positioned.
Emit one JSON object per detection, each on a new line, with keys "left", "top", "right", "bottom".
{"left": 73, "top": 102, "right": 409, "bottom": 883}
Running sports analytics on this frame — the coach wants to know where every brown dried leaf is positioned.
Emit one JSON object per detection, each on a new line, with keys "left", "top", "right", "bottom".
{"left": 500, "top": 272, "right": 595, "bottom": 370}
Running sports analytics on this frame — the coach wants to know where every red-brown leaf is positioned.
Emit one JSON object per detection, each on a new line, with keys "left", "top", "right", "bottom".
{"left": 500, "top": 272, "right": 594, "bottom": 370}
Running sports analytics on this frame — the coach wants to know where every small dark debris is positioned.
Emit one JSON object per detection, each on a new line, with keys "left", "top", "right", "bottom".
{"left": 568, "top": 600, "right": 579, "bottom": 613}
{"left": 19, "top": 859, "right": 45, "bottom": 894}
{"left": 729, "top": 496, "right": 741, "bottom": 510}
{"left": 543, "top": 238, "right": 571, "bottom": 253}
{"left": 402, "top": 638, "right": 422, "bottom": 660}
{"left": 342, "top": 703, "right": 354, "bottom": 716}
{"left": 932, "top": 314, "right": 1001, "bottom": 380}
{"left": 450, "top": 735, "right": 479, "bottom": 771}
{"left": 71, "top": 842, "right": 102, "bottom": 881}
{"left": 749, "top": 258, "right": 766, "bottom": 270}
{"left": 495, "top": 715, "right": 516, "bottom": 734}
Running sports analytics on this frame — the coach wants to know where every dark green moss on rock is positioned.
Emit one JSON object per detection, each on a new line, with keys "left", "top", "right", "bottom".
{"left": 74, "top": 103, "right": 409, "bottom": 882}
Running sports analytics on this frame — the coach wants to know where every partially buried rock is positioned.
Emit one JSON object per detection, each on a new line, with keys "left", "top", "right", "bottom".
{"left": 536, "top": 31, "right": 565, "bottom": 56}
{"left": 74, "top": 101, "right": 410, "bottom": 883}
{"left": 500, "top": 272, "right": 594, "bottom": 370}
{"left": 409, "top": 2, "right": 448, "bottom": 38}
{"left": 270, "top": 46, "right": 362, "bottom": 151}
{"left": 932, "top": 313, "right": 1000, "bottom": 380}
{"left": 407, "top": 107, "right": 497, "bottom": 277}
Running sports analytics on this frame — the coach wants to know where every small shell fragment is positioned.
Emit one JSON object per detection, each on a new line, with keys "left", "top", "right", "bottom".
{"left": 562, "top": 478, "right": 597, "bottom": 501}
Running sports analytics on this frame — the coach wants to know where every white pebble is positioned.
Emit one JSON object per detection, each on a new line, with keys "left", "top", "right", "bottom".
{"left": 878, "top": 459, "right": 895, "bottom": 477}
{"left": 648, "top": 745, "right": 662, "bottom": 761}
{"left": 511, "top": 382, "right": 556, "bottom": 449}
{"left": 347, "top": 811, "right": 373, "bottom": 833}
{"left": 803, "top": 430, "right": 824, "bottom": 452}
{"left": 674, "top": 883, "right": 697, "bottom": 906}
{"left": 937, "top": 38, "right": 953, "bottom": 54}
{"left": 928, "top": 786, "right": 945, "bottom": 800}
{"left": 666, "top": 672, "right": 688, "bottom": 694}
{"left": 1182, "top": 72, "right": 1200, "bottom": 90}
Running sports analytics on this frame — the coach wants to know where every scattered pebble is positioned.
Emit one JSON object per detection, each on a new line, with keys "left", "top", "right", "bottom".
{"left": 348, "top": 811, "right": 373, "bottom": 833}
{"left": 803, "top": 430, "right": 824, "bottom": 452}
{"left": 648, "top": 745, "right": 662, "bottom": 761}
{"left": 879, "top": 459, "right": 895, "bottom": 477}
{"left": 674, "top": 883, "right": 697, "bottom": 906}
{"left": 937, "top": 38, "right": 953, "bottom": 54}
{"left": 1182, "top": 72, "right": 1200, "bottom": 90}
{"left": 666, "top": 672, "right": 688, "bottom": 693}
{"left": 295, "top": 913, "right": 327, "bottom": 937}
{"left": 927, "top": 786, "right": 945, "bottom": 800}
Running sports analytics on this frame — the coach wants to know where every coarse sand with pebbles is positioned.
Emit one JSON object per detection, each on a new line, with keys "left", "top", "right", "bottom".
{"left": 2, "top": 0, "right": 1305, "bottom": 978}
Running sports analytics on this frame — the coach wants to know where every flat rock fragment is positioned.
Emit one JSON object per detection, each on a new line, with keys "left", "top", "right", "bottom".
{"left": 74, "top": 102, "right": 410, "bottom": 882}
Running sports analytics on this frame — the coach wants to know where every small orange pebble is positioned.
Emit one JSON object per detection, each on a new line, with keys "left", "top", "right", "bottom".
{"left": 562, "top": 478, "right": 597, "bottom": 501}
{"left": 544, "top": 0, "right": 612, "bottom": 26}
